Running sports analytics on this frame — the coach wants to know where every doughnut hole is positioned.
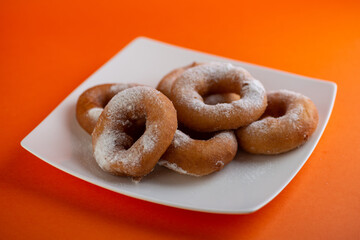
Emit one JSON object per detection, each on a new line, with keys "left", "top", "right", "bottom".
{"left": 196, "top": 75, "right": 242, "bottom": 96}
{"left": 121, "top": 117, "right": 146, "bottom": 150}
{"left": 204, "top": 93, "right": 240, "bottom": 105}
{"left": 260, "top": 96, "right": 287, "bottom": 119}
{"left": 192, "top": 74, "right": 242, "bottom": 106}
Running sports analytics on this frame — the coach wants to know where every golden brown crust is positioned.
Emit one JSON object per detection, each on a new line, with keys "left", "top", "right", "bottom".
{"left": 156, "top": 62, "right": 202, "bottom": 99}
{"left": 92, "top": 86, "right": 177, "bottom": 178}
{"left": 236, "top": 90, "right": 319, "bottom": 154}
{"left": 76, "top": 83, "right": 140, "bottom": 134}
{"left": 159, "top": 128, "right": 238, "bottom": 176}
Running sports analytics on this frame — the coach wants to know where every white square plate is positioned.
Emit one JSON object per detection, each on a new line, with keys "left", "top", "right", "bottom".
{"left": 21, "top": 37, "right": 337, "bottom": 214}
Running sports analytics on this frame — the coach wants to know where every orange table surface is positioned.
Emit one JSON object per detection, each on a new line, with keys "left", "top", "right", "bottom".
{"left": 1, "top": 0, "right": 360, "bottom": 239}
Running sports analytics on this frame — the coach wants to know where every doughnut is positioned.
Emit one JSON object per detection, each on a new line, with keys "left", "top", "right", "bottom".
{"left": 76, "top": 83, "right": 140, "bottom": 134}
{"left": 92, "top": 86, "right": 177, "bottom": 178}
{"left": 157, "top": 62, "right": 240, "bottom": 105}
{"left": 170, "top": 62, "right": 267, "bottom": 132}
{"left": 236, "top": 90, "right": 319, "bottom": 154}
{"left": 157, "top": 62, "right": 202, "bottom": 99}
{"left": 159, "top": 126, "right": 238, "bottom": 176}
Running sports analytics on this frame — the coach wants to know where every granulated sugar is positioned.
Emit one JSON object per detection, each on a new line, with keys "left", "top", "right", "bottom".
{"left": 158, "top": 160, "right": 201, "bottom": 177}
{"left": 172, "top": 130, "right": 191, "bottom": 148}
{"left": 87, "top": 107, "right": 103, "bottom": 122}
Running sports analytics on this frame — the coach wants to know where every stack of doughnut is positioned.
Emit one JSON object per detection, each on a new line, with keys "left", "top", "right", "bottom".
{"left": 76, "top": 62, "right": 319, "bottom": 181}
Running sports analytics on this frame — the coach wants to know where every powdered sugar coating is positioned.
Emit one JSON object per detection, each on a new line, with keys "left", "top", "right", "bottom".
{"left": 94, "top": 87, "right": 158, "bottom": 169}
{"left": 236, "top": 89, "right": 319, "bottom": 154}
{"left": 140, "top": 124, "right": 159, "bottom": 153}
{"left": 170, "top": 129, "right": 235, "bottom": 149}
{"left": 157, "top": 62, "right": 204, "bottom": 99}
{"left": 210, "top": 130, "right": 238, "bottom": 143}
{"left": 184, "top": 78, "right": 265, "bottom": 116}
{"left": 87, "top": 107, "right": 103, "bottom": 123}
{"left": 172, "top": 130, "right": 191, "bottom": 148}
{"left": 216, "top": 161, "right": 225, "bottom": 168}
{"left": 94, "top": 128, "right": 135, "bottom": 171}
{"left": 109, "top": 83, "right": 136, "bottom": 94}
{"left": 171, "top": 62, "right": 267, "bottom": 131}
{"left": 158, "top": 160, "right": 201, "bottom": 177}
{"left": 77, "top": 83, "right": 142, "bottom": 134}
{"left": 244, "top": 90, "right": 308, "bottom": 138}
{"left": 92, "top": 86, "right": 177, "bottom": 177}
{"left": 160, "top": 129, "right": 237, "bottom": 176}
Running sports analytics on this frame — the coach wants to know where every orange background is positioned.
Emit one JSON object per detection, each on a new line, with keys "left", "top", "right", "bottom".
{"left": 1, "top": 0, "right": 360, "bottom": 239}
